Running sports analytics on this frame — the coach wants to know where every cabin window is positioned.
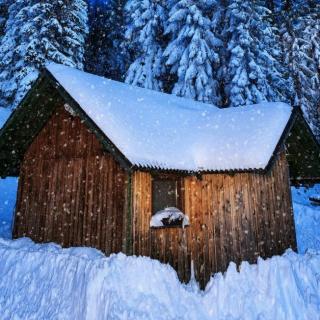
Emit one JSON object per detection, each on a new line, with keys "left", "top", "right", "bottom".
{"left": 152, "top": 177, "right": 179, "bottom": 214}
{"left": 151, "top": 176, "right": 189, "bottom": 228}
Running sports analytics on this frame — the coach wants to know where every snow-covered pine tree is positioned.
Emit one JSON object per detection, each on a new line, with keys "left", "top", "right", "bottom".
{"left": 210, "top": 0, "right": 228, "bottom": 106}
{"left": 59, "top": 0, "right": 88, "bottom": 69}
{"left": 85, "top": 0, "right": 127, "bottom": 80}
{"left": 264, "top": 0, "right": 275, "bottom": 11}
{"left": 0, "top": 0, "right": 31, "bottom": 109}
{"left": 124, "top": 0, "right": 167, "bottom": 91}
{"left": 0, "top": 0, "right": 11, "bottom": 42}
{"left": 307, "top": 1, "right": 320, "bottom": 140}
{"left": 281, "top": 0, "right": 320, "bottom": 140}
{"left": 105, "top": 0, "right": 129, "bottom": 80}
{"left": 85, "top": 0, "right": 110, "bottom": 77}
{"left": 262, "top": 0, "right": 294, "bottom": 105}
{"left": 301, "top": 1, "right": 320, "bottom": 141}
{"left": 164, "top": 0, "right": 222, "bottom": 105}
{"left": 0, "top": 0, "right": 88, "bottom": 109}
{"left": 222, "top": 0, "right": 291, "bottom": 107}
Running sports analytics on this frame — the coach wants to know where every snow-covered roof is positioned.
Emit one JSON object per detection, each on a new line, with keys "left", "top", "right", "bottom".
{"left": 46, "top": 63, "right": 293, "bottom": 172}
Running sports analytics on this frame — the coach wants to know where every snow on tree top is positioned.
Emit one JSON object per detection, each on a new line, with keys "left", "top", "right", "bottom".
{"left": 46, "top": 63, "right": 292, "bottom": 172}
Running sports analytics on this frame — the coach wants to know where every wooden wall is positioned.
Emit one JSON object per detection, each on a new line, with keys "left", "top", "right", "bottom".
{"left": 132, "top": 151, "right": 296, "bottom": 288}
{"left": 14, "top": 106, "right": 128, "bottom": 255}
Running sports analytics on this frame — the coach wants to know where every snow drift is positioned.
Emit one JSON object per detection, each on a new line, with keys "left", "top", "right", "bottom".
{"left": 0, "top": 178, "right": 18, "bottom": 238}
{"left": 0, "top": 238, "right": 319, "bottom": 320}
{"left": 292, "top": 184, "right": 320, "bottom": 253}
{"left": 0, "top": 108, "right": 18, "bottom": 238}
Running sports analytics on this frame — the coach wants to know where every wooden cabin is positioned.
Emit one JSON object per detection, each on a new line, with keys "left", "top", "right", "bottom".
{"left": 1, "top": 63, "right": 320, "bottom": 288}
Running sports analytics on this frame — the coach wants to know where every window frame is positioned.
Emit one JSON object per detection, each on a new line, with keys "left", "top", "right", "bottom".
{"left": 151, "top": 173, "right": 184, "bottom": 216}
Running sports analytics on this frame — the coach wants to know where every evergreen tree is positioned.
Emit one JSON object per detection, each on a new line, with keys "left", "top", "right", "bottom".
{"left": 222, "top": 0, "right": 291, "bottom": 107}
{"left": 281, "top": 1, "right": 320, "bottom": 139}
{"left": 60, "top": 0, "right": 88, "bottom": 69}
{"left": 263, "top": 1, "right": 294, "bottom": 105}
{"left": 85, "top": 0, "right": 127, "bottom": 80}
{"left": 164, "top": 0, "right": 222, "bottom": 105}
{"left": 207, "top": 0, "right": 229, "bottom": 107}
{"left": 0, "top": 0, "right": 88, "bottom": 109}
{"left": 264, "top": 0, "right": 275, "bottom": 11}
{"left": 124, "top": 0, "right": 167, "bottom": 91}
{"left": 85, "top": 0, "right": 110, "bottom": 77}
{"left": 0, "top": 0, "right": 11, "bottom": 42}
{"left": 302, "top": 1, "right": 320, "bottom": 140}
{"left": 105, "top": 0, "right": 128, "bottom": 80}
{"left": 0, "top": 0, "right": 31, "bottom": 109}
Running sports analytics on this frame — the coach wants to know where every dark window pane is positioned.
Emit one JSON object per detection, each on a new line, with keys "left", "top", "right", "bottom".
{"left": 152, "top": 179, "right": 177, "bottom": 214}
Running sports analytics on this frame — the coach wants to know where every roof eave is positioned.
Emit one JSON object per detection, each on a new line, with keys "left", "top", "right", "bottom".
{"left": 131, "top": 164, "right": 266, "bottom": 176}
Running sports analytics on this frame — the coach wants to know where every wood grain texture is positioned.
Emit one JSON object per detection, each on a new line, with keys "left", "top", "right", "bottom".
{"left": 132, "top": 151, "right": 296, "bottom": 288}
{"left": 14, "top": 106, "right": 128, "bottom": 255}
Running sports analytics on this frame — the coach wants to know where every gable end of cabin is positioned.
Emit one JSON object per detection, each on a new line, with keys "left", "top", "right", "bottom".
{"left": 13, "top": 104, "right": 131, "bottom": 256}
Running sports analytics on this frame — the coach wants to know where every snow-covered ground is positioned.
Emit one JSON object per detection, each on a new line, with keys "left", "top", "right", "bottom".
{"left": 0, "top": 108, "right": 19, "bottom": 238}
{"left": 0, "top": 178, "right": 18, "bottom": 239}
{"left": 0, "top": 238, "right": 319, "bottom": 320}
{"left": 292, "top": 184, "right": 320, "bottom": 253}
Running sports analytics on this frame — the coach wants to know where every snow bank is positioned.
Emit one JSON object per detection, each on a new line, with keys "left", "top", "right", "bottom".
{"left": 0, "top": 108, "right": 18, "bottom": 238}
{"left": 292, "top": 184, "right": 320, "bottom": 253}
{"left": 0, "top": 178, "right": 18, "bottom": 239}
{"left": 0, "top": 238, "right": 319, "bottom": 320}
